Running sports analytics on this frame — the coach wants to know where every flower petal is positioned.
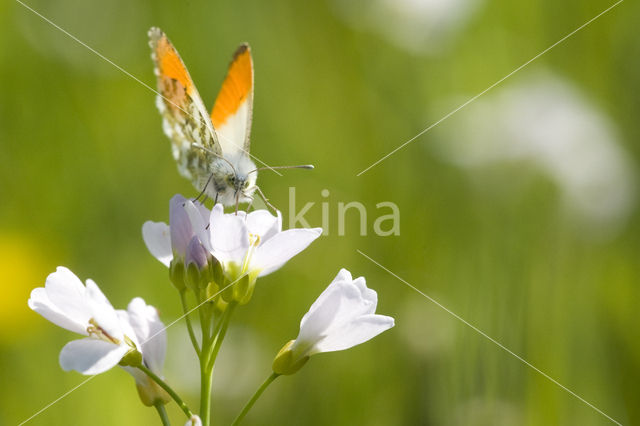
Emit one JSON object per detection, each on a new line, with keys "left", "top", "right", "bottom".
{"left": 117, "top": 309, "right": 140, "bottom": 348}
{"left": 296, "top": 282, "right": 345, "bottom": 347}
{"left": 252, "top": 228, "right": 322, "bottom": 276}
{"left": 209, "top": 204, "right": 249, "bottom": 264}
{"left": 185, "top": 236, "right": 209, "bottom": 269}
{"left": 84, "top": 280, "right": 124, "bottom": 342}
{"left": 334, "top": 268, "right": 354, "bottom": 283}
{"left": 193, "top": 201, "right": 211, "bottom": 223}
{"left": 294, "top": 269, "right": 390, "bottom": 356}
{"left": 170, "top": 194, "right": 193, "bottom": 257}
{"left": 126, "top": 297, "right": 166, "bottom": 374}
{"left": 311, "top": 314, "right": 395, "bottom": 354}
{"left": 28, "top": 287, "right": 87, "bottom": 334}
{"left": 350, "top": 277, "right": 378, "bottom": 315}
{"left": 44, "top": 267, "right": 92, "bottom": 326}
{"left": 142, "top": 221, "right": 172, "bottom": 267}
{"left": 320, "top": 282, "right": 377, "bottom": 334}
{"left": 245, "top": 209, "right": 281, "bottom": 241}
{"left": 84, "top": 279, "right": 111, "bottom": 307}
{"left": 59, "top": 338, "right": 129, "bottom": 375}
{"left": 184, "top": 200, "right": 211, "bottom": 251}
{"left": 307, "top": 272, "right": 377, "bottom": 330}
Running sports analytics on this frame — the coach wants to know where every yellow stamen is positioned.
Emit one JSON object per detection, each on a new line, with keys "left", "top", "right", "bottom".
{"left": 87, "top": 318, "right": 121, "bottom": 345}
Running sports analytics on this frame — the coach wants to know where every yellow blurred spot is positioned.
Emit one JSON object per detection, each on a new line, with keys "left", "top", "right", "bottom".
{"left": 0, "top": 233, "right": 52, "bottom": 341}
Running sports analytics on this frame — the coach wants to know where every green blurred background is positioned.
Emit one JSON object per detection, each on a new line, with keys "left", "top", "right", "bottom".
{"left": 1, "top": 0, "right": 639, "bottom": 424}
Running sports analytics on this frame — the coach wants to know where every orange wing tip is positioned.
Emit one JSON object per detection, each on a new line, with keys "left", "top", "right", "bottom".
{"left": 210, "top": 43, "right": 254, "bottom": 126}
{"left": 149, "top": 29, "right": 195, "bottom": 96}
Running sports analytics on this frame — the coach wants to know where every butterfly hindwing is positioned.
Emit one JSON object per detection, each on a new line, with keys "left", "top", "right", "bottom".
{"left": 149, "top": 27, "right": 220, "bottom": 181}
{"left": 210, "top": 43, "right": 254, "bottom": 156}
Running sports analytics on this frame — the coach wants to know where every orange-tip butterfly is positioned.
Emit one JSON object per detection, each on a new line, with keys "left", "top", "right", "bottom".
{"left": 148, "top": 27, "right": 311, "bottom": 209}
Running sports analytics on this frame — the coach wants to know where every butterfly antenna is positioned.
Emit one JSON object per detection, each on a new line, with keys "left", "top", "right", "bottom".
{"left": 247, "top": 164, "right": 314, "bottom": 175}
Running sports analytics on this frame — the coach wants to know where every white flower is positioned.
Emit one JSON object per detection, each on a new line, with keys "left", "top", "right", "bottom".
{"left": 28, "top": 268, "right": 170, "bottom": 404}
{"left": 185, "top": 415, "right": 202, "bottom": 426}
{"left": 273, "top": 269, "right": 395, "bottom": 375}
{"left": 142, "top": 194, "right": 211, "bottom": 268}
{"left": 208, "top": 204, "right": 322, "bottom": 279}
{"left": 28, "top": 267, "right": 140, "bottom": 375}
{"left": 207, "top": 205, "right": 322, "bottom": 304}
{"left": 121, "top": 298, "right": 170, "bottom": 406}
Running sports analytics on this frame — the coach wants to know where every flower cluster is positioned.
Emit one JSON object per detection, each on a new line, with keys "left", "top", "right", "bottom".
{"left": 28, "top": 267, "right": 169, "bottom": 405}
{"left": 143, "top": 195, "right": 323, "bottom": 303}
{"left": 28, "top": 194, "right": 395, "bottom": 426}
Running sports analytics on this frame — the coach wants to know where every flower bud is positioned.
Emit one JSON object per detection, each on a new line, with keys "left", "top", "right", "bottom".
{"left": 185, "top": 261, "right": 202, "bottom": 293}
{"left": 169, "top": 260, "right": 186, "bottom": 292}
{"left": 206, "top": 280, "right": 221, "bottom": 301}
{"left": 209, "top": 289, "right": 227, "bottom": 315}
{"left": 211, "top": 257, "right": 224, "bottom": 288}
{"left": 185, "top": 236, "right": 209, "bottom": 270}
{"left": 221, "top": 271, "right": 258, "bottom": 305}
{"left": 272, "top": 340, "right": 309, "bottom": 375}
{"left": 184, "top": 236, "right": 219, "bottom": 292}
{"left": 135, "top": 375, "right": 171, "bottom": 407}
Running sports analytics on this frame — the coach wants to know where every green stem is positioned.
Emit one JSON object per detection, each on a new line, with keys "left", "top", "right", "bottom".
{"left": 180, "top": 291, "right": 201, "bottom": 356}
{"left": 199, "top": 311, "right": 213, "bottom": 426}
{"left": 207, "top": 303, "right": 236, "bottom": 371}
{"left": 138, "top": 364, "right": 193, "bottom": 419}
{"left": 199, "top": 355, "right": 213, "bottom": 426}
{"left": 154, "top": 402, "right": 171, "bottom": 426}
{"left": 199, "top": 303, "right": 236, "bottom": 426}
{"left": 231, "top": 373, "right": 280, "bottom": 426}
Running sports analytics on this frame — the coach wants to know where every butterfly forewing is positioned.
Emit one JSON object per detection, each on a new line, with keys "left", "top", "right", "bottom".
{"left": 210, "top": 44, "right": 254, "bottom": 156}
{"left": 148, "top": 27, "right": 220, "bottom": 181}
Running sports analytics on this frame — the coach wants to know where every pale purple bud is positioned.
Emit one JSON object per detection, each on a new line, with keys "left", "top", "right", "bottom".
{"left": 185, "top": 236, "right": 210, "bottom": 270}
{"left": 169, "top": 194, "right": 192, "bottom": 257}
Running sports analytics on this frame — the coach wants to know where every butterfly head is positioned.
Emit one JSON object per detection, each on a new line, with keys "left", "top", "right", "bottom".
{"left": 227, "top": 154, "right": 258, "bottom": 203}
{"left": 227, "top": 173, "right": 253, "bottom": 197}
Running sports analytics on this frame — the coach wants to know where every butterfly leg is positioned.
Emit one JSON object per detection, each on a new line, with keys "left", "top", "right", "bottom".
{"left": 254, "top": 186, "right": 278, "bottom": 213}
{"left": 235, "top": 192, "right": 240, "bottom": 216}
{"left": 194, "top": 173, "right": 215, "bottom": 203}
{"left": 244, "top": 194, "right": 255, "bottom": 213}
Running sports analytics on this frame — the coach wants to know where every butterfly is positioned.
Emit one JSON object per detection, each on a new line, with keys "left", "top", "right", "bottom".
{"left": 148, "top": 28, "right": 311, "bottom": 209}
